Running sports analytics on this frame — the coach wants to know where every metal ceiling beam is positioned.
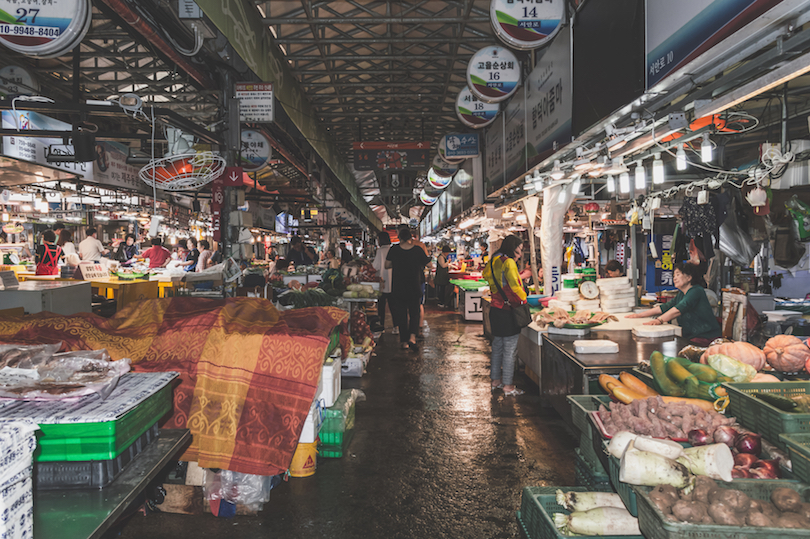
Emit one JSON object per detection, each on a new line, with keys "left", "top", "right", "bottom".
{"left": 265, "top": 17, "right": 489, "bottom": 24}
{"left": 288, "top": 54, "right": 474, "bottom": 60}
{"left": 294, "top": 69, "right": 468, "bottom": 76}
{"left": 303, "top": 81, "right": 455, "bottom": 87}
{"left": 277, "top": 37, "right": 489, "bottom": 44}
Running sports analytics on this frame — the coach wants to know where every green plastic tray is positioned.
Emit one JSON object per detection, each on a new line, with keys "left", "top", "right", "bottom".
{"left": 780, "top": 433, "right": 810, "bottom": 485}
{"left": 574, "top": 447, "right": 611, "bottom": 492}
{"left": 34, "top": 384, "right": 172, "bottom": 462}
{"left": 520, "top": 488, "right": 642, "bottom": 539}
{"left": 636, "top": 479, "right": 810, "bottom": 539}
{"left": 723, "top": 381, "right": 810, "bottom": 451}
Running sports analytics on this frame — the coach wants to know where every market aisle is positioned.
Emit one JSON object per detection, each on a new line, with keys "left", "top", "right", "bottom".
{"left": 116, "top": 306, "right": 577, "bottom": 539}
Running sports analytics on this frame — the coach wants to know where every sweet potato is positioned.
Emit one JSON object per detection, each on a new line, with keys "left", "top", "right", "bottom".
{"left": 714, "top": 489, "right": 751, "bottom": 513}
{"left": 671, "top": 500, "right": 710, "bottom": 524}
{"left": 796, "top": 502, "right": 810, "bottom": 521}
{"left": 747, "top": 512, "right": 775, "bottom": 527}
{"left": 692, "top": 476, "right": 719, "bottom": 504}
{"left": 708, "top": 502, "right": 743, "bottom": 525}
{"left": 775, "top": 513, "right": 810, "bottom": 529}
{"left": 772, "top": 487, "right": 803, "bottom": 513}
{"left": 649, "top": 484, "right": 680, "bottom": 514}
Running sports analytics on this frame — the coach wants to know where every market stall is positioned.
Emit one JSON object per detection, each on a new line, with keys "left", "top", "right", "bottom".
{"left": 450, "top": 278, "right": 489, "bottom": 321}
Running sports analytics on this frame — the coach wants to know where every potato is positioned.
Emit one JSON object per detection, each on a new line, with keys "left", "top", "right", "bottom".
{"left": 714, "top": 489, "right": 751, "bottom": 513}
{"left": 747, "top": 512, "right": 775, "bottom": 527}
{"left": 650, "top": 484, "right": 680, "bottom": 514}
{"left": 761, "top": 502, "right": 782, "bottom": 521}
{"left": 672, "top": 500, "right": 710, "bottom": 524}
{"left": 775, "top": 513, "right": 810, "bottom": 529}
{"left": 708, "top": 502, "right": 743, "bottom": 526}
{"left": 692, "top": 476, "right": 719, "bottom": 504}
{"left": 772, "top": 487, "right": 803, "bottom": 513}
{"left": 797, "top": 502, "right": 810, "bottom": 520}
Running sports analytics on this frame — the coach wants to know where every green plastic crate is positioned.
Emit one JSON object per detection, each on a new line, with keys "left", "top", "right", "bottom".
{"left": 318, "top": 389, "right": 356, "bottom": 458}
{"left": 579, "top": 431, "right": 602, "bottom": 470}
{"left": 515, "top": 511, "right": 531, "bottom": 539}
{"left": 780, "top": 433, "right": 810, "bottom": 484}
{"left": 636, "top": 479, "right": 810, "bottom": 539}
{"left": 588, "top": 412, "right": 611, "bottom": 473}
{"left": 567, "top": 394, "right": 611, "bottom": 439}
{"left": 723, "top": 381, "right": 810, "bottom": 451}
{"left": 34, "top": 383, "right": 172, "bottom": 462}
{"left": 608, "top": 454, "right": 638, "bottom": 517}
{"left": 519, "top": 487, "right": 642, "bottom": 539}
{"left": 574, "top": 448, "right": 612, "bottom": 492}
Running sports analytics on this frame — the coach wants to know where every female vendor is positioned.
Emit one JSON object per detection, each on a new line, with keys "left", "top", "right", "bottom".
{"left": 626, "top": 262, "right": 721, "bottom": 343}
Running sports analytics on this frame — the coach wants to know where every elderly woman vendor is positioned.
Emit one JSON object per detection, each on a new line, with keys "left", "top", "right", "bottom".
{"left": 626, "top": 262, "right": 721, "bottom": 342}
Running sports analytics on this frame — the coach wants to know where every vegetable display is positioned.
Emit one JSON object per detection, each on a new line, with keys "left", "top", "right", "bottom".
{"left": 648, "top": 477, "right": 810, "bottom": 529}
{"left": 342, "top": 284, "right": 381, "bottom": 299}
{"left": 555, "top": 490, "right": 625, "bottom": 512}
{"left": 554, "top": 506, "right": 641, "bottom": 536}
{"left": 651, "top": 351, "right": 729, "bottom": 403}
{"left": 281, "top": 288, "right": 338, "bottom": 309}
{"left": 597, "top": 396, "right": 735, "bottom": 439}
{"left": 350, "top": 310, "right": 374, "bottom": 346}
{"left": 699, "top": 341, "right": 767, "bottom": 371}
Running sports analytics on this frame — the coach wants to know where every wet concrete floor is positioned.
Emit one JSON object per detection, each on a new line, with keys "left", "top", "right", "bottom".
{"left": 117, "top": 306, "right": 577, "bottom": 538}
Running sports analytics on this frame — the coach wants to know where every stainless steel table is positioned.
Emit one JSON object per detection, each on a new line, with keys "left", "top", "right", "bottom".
{"left": 0, "top": 281, "right": 92, "bottom": 315}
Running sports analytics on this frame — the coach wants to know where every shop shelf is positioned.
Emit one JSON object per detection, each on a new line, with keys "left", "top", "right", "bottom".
{"left": 723, "top": 381, "right": 810, "bottom": 451}
{"left": 574, "top": 448, "right": 612, "bottom": 492}
{"left": 33, "top": 383, "right": 172, "bottom": 462}
{"left": 519, "top": 486, "right": 642, "bottom": 539}
{"left": 35, "top": 423, "right": 159, "bottom": 490}
{"left": 635, "top": 479, "right": 809, "bottom": 539}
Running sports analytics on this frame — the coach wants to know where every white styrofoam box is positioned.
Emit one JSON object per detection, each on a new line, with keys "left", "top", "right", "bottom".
{"left": 316, "top": 359, "right": 341, "bottom": 408}
{"left": 574, "top": 300, "right": 601, "bottom": 310}
{"left": 557, "top": 290, "right": 581, "bottom": 300}
{"left": 548, "top": 326, "right": 590, "bottom": 337}
{"left": 609, "top": 307, "right": 634, "bottom": 314}
{"left": 298, "top": 399, "right": 324, "bottom": 443}
{"left": 633, "top": 325, "right": 682, "bottom": 338}
{"left": 548, "top": 300, "right": 572, "bottom": 311}
{"left": 600, "top": 290, "right": 635, "bottom": 300}
{"left": 597, "top": 277, "right": 630, "bottom": 288}
{"left": 601, "top": 299, "right": 636, "bottom": 309}
{"left": 341, "top": 356, "right": 364, "bottom": 378}
{"left": 574, "top": 340, "right": 619, "bottom": 354}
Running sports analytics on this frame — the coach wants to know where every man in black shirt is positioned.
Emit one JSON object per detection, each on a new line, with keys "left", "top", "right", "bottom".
{"left": 288, "top": 236, "right": 309, "bottom": 267}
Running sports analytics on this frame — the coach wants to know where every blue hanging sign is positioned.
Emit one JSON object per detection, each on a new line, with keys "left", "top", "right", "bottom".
{"left": 444, "top": 133, "right": 480, "bottom": 158}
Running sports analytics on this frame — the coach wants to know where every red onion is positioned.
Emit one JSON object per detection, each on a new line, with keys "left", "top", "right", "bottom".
{"left": 733, "top": 453, "right": 759, "bottom": 469}
{"left": 751, "top": 459, "right": 782, "bottom": 479}
{"left": 688, "top": 429, "right": 710, "bottom": 446}
{"left": 748, "top": 467, "right": 779, "bottom": 480}
{"left": 734, "top": 433, "right": 762, "bottom": 455}
{"left": 732, "top": 467, "right": 752, "bottom": 479}
{"left": 713, "top": 426, "right": 738, "bottom": 447}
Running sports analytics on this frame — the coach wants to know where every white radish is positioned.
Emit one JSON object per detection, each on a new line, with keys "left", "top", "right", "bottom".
{"left": 677, "top": 443, "right": 734, "bottom": 483}
{"left": 632, "top": 436, "right": 685, "bottom": 460}
{"left": 606, "top": 431, "right": 637, "bottom": 459}
{"left": 555, "top": 490, "right": 625, "bottom": 512}
{"left": 620, "top": 449, "right": 694, "bottom": 489}
{"left": 554, "top": 507, "right": 641, "bottom": 536}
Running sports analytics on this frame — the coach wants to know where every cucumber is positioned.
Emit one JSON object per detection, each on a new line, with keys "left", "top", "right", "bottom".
{"left": 650, "top": 351, "right": 684, "bottom": 397}
{"left": 754, "top": 392, "right": 799, "bottom": 412}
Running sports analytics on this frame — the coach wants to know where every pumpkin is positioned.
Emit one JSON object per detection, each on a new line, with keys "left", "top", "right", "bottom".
{"left": 700, "top": 341, "right": 767, "bottom": 371}
{"left": 763, "top": 335, "right": 810, "bottom": 374}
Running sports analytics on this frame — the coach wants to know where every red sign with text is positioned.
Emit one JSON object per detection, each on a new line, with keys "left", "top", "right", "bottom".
{"left": 211, "top": 176, "right": 224, "bottom": 241}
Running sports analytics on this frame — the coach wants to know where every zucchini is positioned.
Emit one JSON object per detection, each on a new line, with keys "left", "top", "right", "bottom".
{"left": 685, "top": 362, "right": 718, "bottom": 383}
{"left": 755, "top": 392, "right": 799, "bottom": 412}
{"left": 650, "top": 351, "right": 684, "bottom": 397}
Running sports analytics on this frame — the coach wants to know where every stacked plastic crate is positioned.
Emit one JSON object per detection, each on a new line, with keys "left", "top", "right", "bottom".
{"left": 0, "top": 372, "right": 177, "bottom": 489}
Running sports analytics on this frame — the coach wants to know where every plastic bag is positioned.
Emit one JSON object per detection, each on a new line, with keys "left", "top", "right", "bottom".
{"left": 0, "top": 343, "right": 62, "bottom": 369}
{"left": 202, "top": 469, "right": 282, "bottom": 512}
{"left": 707, "top": 353, "right": 756, "bottom": 383}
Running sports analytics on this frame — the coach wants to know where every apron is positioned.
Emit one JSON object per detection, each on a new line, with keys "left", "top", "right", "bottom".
{"left": 36, "top": 244, "right": 62, "bottom": 275}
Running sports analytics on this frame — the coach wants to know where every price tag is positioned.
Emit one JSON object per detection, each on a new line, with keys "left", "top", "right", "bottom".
{"left": 75, "top": 262, "right": 107, "bottom": 281}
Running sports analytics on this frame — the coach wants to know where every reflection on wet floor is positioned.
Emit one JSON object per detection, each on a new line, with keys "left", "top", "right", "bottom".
{"left": 117, "top": 307, "right": 577, "bottom": 539}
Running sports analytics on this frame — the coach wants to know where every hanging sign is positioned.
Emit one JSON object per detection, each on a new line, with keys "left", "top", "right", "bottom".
{"left": 420, "top": 190, "right": 438, "bottom": 206}
{"left": 432, "top": 154, "right": 458, "bottom": 178}
{"left": 466, "top": 46, "right": 521, "bottom": 103}
{"left": 235, "top": 82, "right": 274, "bottom": 122}
{"left": 436, "top": 136, "right": 465, "bottom": 165}
{"left": 444, "top": 133, "right": 480, "bottom": 159}
{"left": 490, "top": 0, "right": 564, "bottom": 50}
{"left": 456, "top": 87, "right": 499, "bottom": 129}
{"left": 427, "top": 168, "right": 452, "bottom": 190}
{"left": 0, "top": 0, "right": 92, "bottom": 59}
{"left": 239, "top": 129, "right": 272, "bottom": 171}
{"left": 352, "top": 141, "right": 429, "bottom": 171}
{"left": 454, "top": 168, "right": 473, "bottom": 189}
{"left": 0, "top": 66, "right": 38, "bottom": 97}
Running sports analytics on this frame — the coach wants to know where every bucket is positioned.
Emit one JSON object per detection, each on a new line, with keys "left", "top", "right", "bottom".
{"left": 289, "top": 441, "right": 318, "bottom": 477}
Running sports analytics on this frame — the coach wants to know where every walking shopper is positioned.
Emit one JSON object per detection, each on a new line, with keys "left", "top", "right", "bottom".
{"left": 482, "top": 234, "right": 527, "bottom": 396}
{"left": 386, "top": 227, "right": 430, "bottom": 351}
{"left": 435, "top": 245, "right": 452, "bottom": 308}
{"left": 372, "top": 231, "right": 393, "bottom": 332}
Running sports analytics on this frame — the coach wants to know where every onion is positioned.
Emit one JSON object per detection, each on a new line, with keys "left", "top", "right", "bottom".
{"left": 748, "top": 467, "right": 778, "bottom": 480}
{"left": 733, "top": 453, "right": 758, "bottom": 469}
{"left": 713, "top": 426, "right": 738, "bottom": 447}
{"left": 734, "top": 433, "right": 762, "bottom": 455}
{"left": 751, "top": 459, "right": 782, "bottom": 479}
{"left": 688, "top": 429, "right": 710, "bottom": 446}
{"left": 732, "top": 466, "right": 751, "bottom": 479}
